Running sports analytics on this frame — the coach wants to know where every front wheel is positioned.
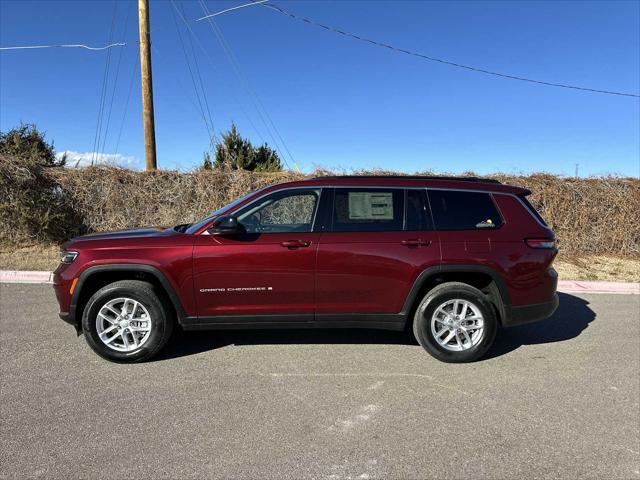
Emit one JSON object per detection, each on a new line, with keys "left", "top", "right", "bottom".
{"left": 413, "top": 282, "right": 497, "bottom": 363}
{"left": 82, "top": 280, "right": 174, "bottom": 362}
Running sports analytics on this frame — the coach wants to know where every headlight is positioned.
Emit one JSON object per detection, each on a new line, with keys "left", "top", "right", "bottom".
{"left": 60, "top": 250, "right": 79, "bottom": 264}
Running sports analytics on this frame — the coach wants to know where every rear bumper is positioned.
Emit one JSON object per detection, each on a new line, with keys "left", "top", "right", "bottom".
{"left": 503, "top": 293, "right": 559, "bottom": 327}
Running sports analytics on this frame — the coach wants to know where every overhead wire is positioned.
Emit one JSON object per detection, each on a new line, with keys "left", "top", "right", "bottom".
{"left": 199, "top": 0, "right": 295, "bottom": 170}
{"left": 261, "top": 2, "right": 640, "bottom": 99}
{"left": 114, "top": 56, "right": 138, "bottom": 155}
{"left": 196, "top": 0, "right": 269, "bottom": 22}
{"left": 0, "top": 42, "right": 126, "bottom": 51}
{"left": 170, "top": 0, "right": 214, "bottom": 140}
{"left": 170, "top": 1, "right": 270, "bottom": 146}
{"left": 99, "top": 2, "right": 133, "bottom": 161}
{"left": 90, "top": 1, "right": 118, "bottom": 165}
{"left": 180, "top": 1, "right": 216, "bottom": 147}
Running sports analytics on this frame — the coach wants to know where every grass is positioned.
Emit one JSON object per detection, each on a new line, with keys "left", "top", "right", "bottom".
{"left": 0, "top": 242, "right": 638, "bottom": 282}
{"left": 0, "top": 243, "right": 60, "bottom": 271}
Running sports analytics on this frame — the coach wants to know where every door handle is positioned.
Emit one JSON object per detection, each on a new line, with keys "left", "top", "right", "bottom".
{"left": 281, "top": 240, "right": 311, "bottom": 249}
{"left": 401, "top": 238, "right": 430, "bottom": 247}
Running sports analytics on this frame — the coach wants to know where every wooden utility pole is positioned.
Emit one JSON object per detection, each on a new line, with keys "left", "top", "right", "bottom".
{"left": 138, "top": 0, "right": 157, "bottom": 170}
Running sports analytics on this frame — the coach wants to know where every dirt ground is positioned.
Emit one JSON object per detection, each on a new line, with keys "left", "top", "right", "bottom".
{"left": 0, "top": 242, "right": 638, "bottom": 282}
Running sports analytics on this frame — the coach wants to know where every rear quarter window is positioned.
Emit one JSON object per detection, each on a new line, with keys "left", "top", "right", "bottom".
{"left": 428, "top": 190, "right": 503, "bottom": 230}
{"left": 518, "top": 195, "right": 548, "bottom": 226}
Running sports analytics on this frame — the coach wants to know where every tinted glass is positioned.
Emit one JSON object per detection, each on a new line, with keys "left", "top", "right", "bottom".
{"left": 428, "top": 190, "right": 503, "bottom": 230}
{"left": 332, "top": 189, "right": 403, "bottom": 232}
{"left": 406, "top": 189, "right": 433, "bottom": 231}
{"left": 237, "top": 189, "right": 320, "bottom": 233}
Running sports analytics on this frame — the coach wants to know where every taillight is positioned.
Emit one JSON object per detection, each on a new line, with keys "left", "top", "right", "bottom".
{"left": 525, "top": 238, "right": 556, "bottom": 249}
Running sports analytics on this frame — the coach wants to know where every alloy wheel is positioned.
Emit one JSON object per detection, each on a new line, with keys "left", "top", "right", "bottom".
{"left": 430, "top": 299, "right": 484, "bottom": 352}
{"left": 95, "top": 297, "right": 152, "bottom": 352}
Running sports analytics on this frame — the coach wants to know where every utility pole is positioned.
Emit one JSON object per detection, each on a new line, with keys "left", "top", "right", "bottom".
{"left": 138, "top": 0, "right": 157, "bottom": 171}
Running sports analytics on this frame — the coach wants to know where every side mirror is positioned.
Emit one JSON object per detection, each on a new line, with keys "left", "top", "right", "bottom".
{"left": 208, "top": 215, "right": 245, "bottom": 235}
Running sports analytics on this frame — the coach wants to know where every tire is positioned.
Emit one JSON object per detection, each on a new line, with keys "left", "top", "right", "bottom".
{"left": 412, "top": 282, "right": 497, "bottom": 363}
{"left": 82, "top": 280, "right": 174, "bottom": 363}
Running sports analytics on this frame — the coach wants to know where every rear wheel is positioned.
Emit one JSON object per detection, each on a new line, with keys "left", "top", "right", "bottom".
{"left": 82, "top": 280, "right": 174, "bottom": 362}
{"left": 413, "top": 282, "right": 497, "bottom": 363}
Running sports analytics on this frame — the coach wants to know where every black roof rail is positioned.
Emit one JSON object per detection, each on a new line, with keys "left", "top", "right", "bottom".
{"left": 313, "top": 175, "right": 502, "bottom": 184}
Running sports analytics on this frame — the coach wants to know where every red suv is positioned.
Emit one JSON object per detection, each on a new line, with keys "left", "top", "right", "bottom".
{"left": 53, "top": 176, "right": 558, "bottom": 363}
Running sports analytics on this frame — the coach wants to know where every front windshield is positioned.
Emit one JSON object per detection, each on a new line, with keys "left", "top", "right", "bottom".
{"left": 184, "top": 186, "right": 269, "bottom": 234}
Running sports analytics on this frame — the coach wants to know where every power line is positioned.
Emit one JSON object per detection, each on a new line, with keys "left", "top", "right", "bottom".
{"left": 199, "top": 0, "right": 295, "bottom": 170}
{"left": 0, "top": 42, "right": 126, "bottom": 51}
{"left": 100, "top": 2, "right": 133, "bottom": 160}
{"left": 181, "top": 1, "right": 216, "bottom": 146}
{"left": 170, "top": 0, "right": 271, "bottom": 146}
{"left": 170, "top": 0, "right": 214, "bottom": 139}
{"left": 91, "top": 1, "right": 119, "bottom": 165}
{"left": 262, "top": 2, "right": 640, "bottom": 99}
{"left": 115, "top": 55, "right": 138, "bottom": 155}
{"left": 196, "top": 0, "right": 269, "bottom": 22}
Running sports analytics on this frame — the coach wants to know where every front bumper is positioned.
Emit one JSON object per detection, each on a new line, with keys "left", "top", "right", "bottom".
{"left": 58, "top": 312, "right": 81, "bottom": 334}
{"left": 502, "top": 293, "right": 559, "bottom": 327}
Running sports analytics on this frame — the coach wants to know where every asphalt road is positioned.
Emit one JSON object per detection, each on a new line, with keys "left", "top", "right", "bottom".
{"left": 1, "top": 284, "right": 639, "bottom": 480}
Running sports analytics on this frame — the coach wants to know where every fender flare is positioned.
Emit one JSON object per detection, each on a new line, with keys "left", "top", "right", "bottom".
{"left": 69, "top": 264, "right": 187, "bottom": 325}
{"left": 400, "top": 264, "right": 511, "bottom": 319}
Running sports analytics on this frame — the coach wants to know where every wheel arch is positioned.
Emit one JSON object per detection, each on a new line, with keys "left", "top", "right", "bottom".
{"left": 401, "top": 265, "right": 511, "bottom": 327}
{"left": 70, "top": 264, "right": 187, "bottom": 330}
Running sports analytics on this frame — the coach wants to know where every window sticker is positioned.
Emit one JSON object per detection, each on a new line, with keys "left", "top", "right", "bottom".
{"left": 348, "top": 192, "right": 393, "bottom": 220}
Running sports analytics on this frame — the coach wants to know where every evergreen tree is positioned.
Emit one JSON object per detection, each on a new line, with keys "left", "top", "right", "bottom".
{"left": 0, "top": 123, "right": 65, "bottom": 167}
{"left": 210, "top": 123, "right": 282, "bottom": 171}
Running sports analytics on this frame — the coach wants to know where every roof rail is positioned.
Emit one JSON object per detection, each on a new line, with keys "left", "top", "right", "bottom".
{"left": 314, "top": 175, "right": 502, "bottom": 184}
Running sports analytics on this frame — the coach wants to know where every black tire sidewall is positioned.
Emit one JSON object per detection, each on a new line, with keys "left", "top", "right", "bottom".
{"left": 414, "top": 287, "right": 497, "bottom": 363}
{"left": 82, "top": 283, "right": 170, "bottom": 362}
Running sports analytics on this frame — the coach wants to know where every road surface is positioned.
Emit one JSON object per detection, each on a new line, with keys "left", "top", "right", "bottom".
{"left": 1, "top": 283, "right": 638, "bottom": 479}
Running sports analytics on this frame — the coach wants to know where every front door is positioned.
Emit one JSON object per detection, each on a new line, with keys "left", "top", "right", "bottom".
{"left": 193, "top": 188, "right": 323, "bottom": 320}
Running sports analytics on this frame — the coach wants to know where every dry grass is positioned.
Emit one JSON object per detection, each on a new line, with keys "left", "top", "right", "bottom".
{"left": 554, "top": 256, "right": 640, "bottom": 283}
{"left": 48, "top": 167, "right": 640, "bottom": 258}
{"left": 0, "top": 243, "right": 59, "bottom": 271}
{"left": 1, "top": 155, "right": 639, "bottom": 260}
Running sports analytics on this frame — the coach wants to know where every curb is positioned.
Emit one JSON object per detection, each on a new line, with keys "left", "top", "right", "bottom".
{"left": 0, "top": 270, "right": 638, "bottom": 295}
{"left": 0, "top": 270, "right": 54, "bottom": 284}
{"left": 557, "top": 280, "right": 639, "bottom": 295}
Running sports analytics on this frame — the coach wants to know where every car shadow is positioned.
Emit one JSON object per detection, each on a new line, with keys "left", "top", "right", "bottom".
{"left": 155, "top": 292, "right": 595, "bottom": 361}
{"left": 484, "top": 292, "right": 596, "bottom": 359}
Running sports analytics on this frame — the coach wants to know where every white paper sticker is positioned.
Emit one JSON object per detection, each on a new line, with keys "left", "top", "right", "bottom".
{"left": 348, "top": 192, "right": 393, "bottom": 220}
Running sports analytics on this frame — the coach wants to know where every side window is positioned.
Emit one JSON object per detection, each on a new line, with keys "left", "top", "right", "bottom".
{"left": 237, "top": 189, "right": 320, "bottom": 233}
{"left": 332, "top": 189, "right": 403, "bottom": 232}
{"left": 406, "top": 189, "right": 433, "bottom": 231}
{"left": 428, "top": 190, "right": 503, "bottom": 230}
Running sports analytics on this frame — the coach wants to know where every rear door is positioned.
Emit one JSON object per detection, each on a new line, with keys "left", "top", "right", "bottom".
{"left": 193, "top": 188, "right": 322, "bottom": 319}
{"left": 315, "top": 187, "right": 440, "bottom": 317}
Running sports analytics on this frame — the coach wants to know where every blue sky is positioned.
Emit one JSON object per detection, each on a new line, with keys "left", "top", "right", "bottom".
{"left": 1, "top": 0, "right": 638, "bottom": 176}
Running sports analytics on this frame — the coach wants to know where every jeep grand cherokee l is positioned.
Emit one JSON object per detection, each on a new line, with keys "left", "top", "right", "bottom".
{"left": 53, "top": 176, "right": 559, "bottom": 363}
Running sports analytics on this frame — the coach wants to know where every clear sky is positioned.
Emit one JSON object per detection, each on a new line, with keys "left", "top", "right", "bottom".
{"left": 1, "top": 0, "right": 639, "bottom": 176}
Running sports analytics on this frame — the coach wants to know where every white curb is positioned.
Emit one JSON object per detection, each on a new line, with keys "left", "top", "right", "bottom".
{"left": 0, "top": 270, "right": 54, "bottom": 284}
{"left": 557, "top": 280, "right": 639, "bottom": 295}
{"left": 0, "top": 270, "right": 638, "bottom": 294}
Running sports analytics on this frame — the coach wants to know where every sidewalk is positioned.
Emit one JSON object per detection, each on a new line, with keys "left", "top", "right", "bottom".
{"left": 1, "top": 270, "right": 638, "bottom": 294}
